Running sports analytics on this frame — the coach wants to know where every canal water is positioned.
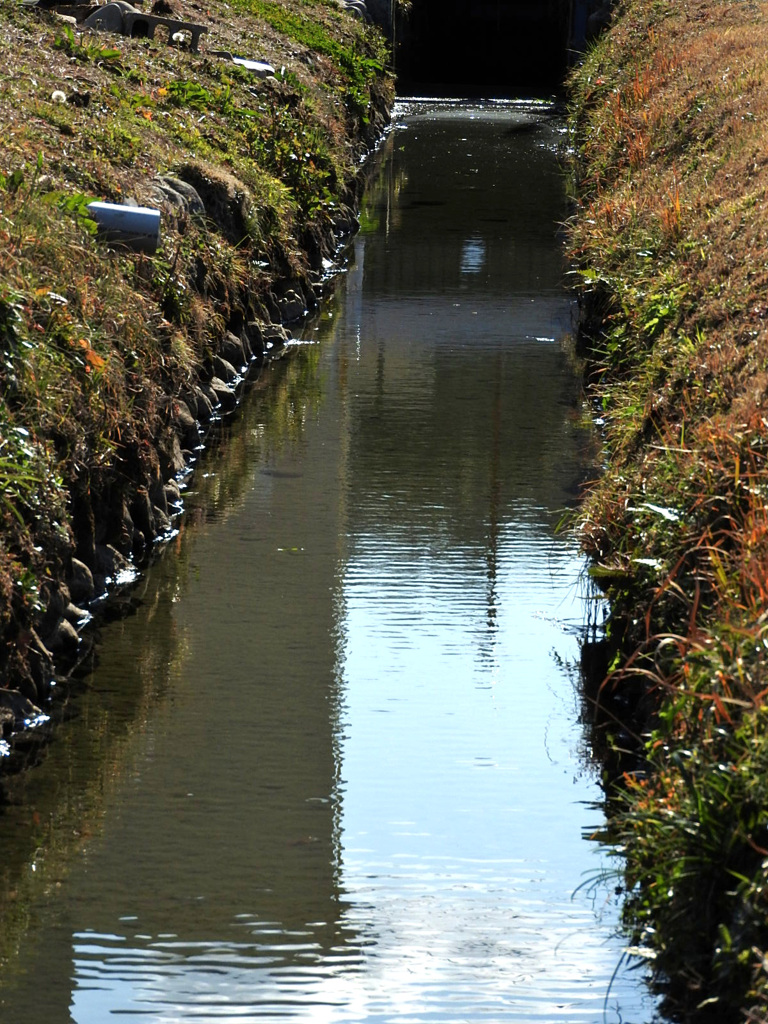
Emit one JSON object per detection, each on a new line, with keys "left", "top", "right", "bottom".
{"left": 0, "top": 103, "right": 658, "bottom": 1023}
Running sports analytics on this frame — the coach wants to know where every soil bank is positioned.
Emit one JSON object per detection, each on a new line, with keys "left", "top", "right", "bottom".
{"left": 568, "top": 0, "right": 768, "bottom": 1020}
{"left": 0, "top": 0, "right": 393, "bottom": 739}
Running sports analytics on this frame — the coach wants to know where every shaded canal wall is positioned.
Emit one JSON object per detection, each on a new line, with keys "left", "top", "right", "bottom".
{"left": 379, "top": 0, "right": 609, "bottom": 94}
{"left": 397, "top": 0, "right": 569, "bottom": 92}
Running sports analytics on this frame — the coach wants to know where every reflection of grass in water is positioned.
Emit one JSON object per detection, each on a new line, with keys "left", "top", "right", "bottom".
{"left": 0, "top": 572, "right": 182, "bottom": 973}
{"left": 190, "top": 343, "right": 324, "bottom": 523}
{"left": 0, "top": 340, "right": 325, "bottom": 977}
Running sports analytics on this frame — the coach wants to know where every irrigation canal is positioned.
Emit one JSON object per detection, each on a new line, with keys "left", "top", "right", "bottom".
{"left": 0, "top": 101, "right": 660, "bottom": 1023}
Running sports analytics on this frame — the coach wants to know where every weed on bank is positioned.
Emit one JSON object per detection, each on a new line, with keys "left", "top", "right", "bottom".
{"left": 569, "top": 0, "right": 768, "bottom": 1018}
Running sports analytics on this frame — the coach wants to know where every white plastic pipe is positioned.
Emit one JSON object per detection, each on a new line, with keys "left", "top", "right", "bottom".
{"left": 87, "top": 202, "right": 161, "bottom": 253}
{"left": 232, "top": 57, "right": 275, "bottom": 77}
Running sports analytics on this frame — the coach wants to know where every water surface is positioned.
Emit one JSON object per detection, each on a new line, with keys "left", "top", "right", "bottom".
{"left": 0, "top": 102, "right": 657, "bottom": 1023}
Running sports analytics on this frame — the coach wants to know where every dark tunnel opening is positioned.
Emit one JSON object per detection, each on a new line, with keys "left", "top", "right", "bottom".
{"left": 390, "top": 0, "right": 582, "bottom": 97}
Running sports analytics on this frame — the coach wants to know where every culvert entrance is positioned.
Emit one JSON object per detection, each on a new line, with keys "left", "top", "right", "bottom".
{"left": 393, "top": 0, "right": 573, "bottom": 96}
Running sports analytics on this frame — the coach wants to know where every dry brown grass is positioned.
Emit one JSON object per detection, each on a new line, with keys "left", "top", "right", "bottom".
{"left": 569, "top": 0, "right": 768, "bottom": 1017}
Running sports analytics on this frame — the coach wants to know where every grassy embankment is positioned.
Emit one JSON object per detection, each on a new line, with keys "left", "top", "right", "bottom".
{"left": 568, "top": 0, "right": 768, "bottom": 1019}
{"left": 0, "top": 0, "right": 392, "bottom": 707}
